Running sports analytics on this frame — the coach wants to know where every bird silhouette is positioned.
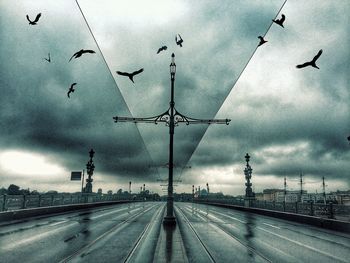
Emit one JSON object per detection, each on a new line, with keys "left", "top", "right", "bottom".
{"left": 67, "top": 83, "right": 77, "bottom": 98}
{"left": 296, "top": 50, "right": 323, "bottom": 69}
{"left": 258, "top": 36, "right": 267, "bottom": 47}
{"left": 26, "top": 13, "right": 41, "bottom": 25}
{"left": 116, "top": 69, "right": 144, "bottom": 83}
{"left": 69, "top": 49, "right": 96, "bottom": 62}
{"left": 175, "top": 34, "right": 183, "bottom": 47}
{"left": 272, "top": 14, "right": 285, "bottom": 28}
{"left": 157, "top": 46, "right": 167, "bottom": 54}
{"left": 43, "top": 53, "right": 51, "bottom": 63}
{"left": 347, "top": 136, "right": 350, "bottom": 143}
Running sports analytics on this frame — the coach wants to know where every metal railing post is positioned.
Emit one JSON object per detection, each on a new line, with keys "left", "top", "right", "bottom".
{"left": 22, "top": 195, "right": 26, "bottom": 209}
{"left": 310, "top": 201, "right": 314, "bottom": 216}
{"left": 328, "top": 202, "right": 334, "bottom": 219}
{"left": 3, "top": 195, "right": 6, "bottom": 211}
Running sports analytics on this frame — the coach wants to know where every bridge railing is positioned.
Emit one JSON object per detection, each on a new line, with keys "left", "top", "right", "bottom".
{"left": 0, "top": 193, "right": 137, "bottom": 212}
{"left": 195, "top": 197, "right": 350, "bottom": 221}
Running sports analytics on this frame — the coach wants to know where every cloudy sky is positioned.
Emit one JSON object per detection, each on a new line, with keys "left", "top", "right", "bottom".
{"left": 0, "top": 0, "right": 349, "bottom": 195}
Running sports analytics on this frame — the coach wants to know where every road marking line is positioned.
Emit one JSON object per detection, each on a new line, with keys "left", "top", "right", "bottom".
{"left": 49, "top": 220, "right": 68, "bottom": 226}
{"left": 262, "top": 223, "right": 281, "bottom": 229}
{"left": 91, "top": 206, "right": 131, "bottom": 219}
{"left": 210, "top": 210, "right": 246, "bottom": 224}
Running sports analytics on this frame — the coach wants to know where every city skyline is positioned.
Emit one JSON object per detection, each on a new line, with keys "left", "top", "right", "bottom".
{"left": 0, "top": 0, "right": 349, "bottom": 195}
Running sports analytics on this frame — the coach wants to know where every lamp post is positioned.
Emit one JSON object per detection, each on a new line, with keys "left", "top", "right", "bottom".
{"left": 85, "top": 149, "right": 95, "bottom": 193}
{"left": 114, "top": 53, "right": 230, "bottom": 225}
{"left": 244, "top": 153, "right": 255, "bottom": 207}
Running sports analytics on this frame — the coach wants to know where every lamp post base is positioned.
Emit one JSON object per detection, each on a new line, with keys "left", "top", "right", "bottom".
{"left": 163, "top": 216, "right": 176, "bottom": 226}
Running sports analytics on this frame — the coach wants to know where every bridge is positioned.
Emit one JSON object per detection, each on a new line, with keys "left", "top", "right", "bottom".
{"left": 1, "top": 201, "right": 349, "bottom": 263}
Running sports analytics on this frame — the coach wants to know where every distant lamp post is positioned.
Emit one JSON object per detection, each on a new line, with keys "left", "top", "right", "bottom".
{"left": 244, "top": 153, "right": 255, "bottom": 207}
{"left": 85, "top": 149, "right": 95, "bottom": 193}
{"left": 192, "top": 185, "right": 195, "bottom": 201}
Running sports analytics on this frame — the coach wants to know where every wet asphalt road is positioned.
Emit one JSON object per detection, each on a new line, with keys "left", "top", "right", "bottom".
{"left": 0, "top": 202, "right": 349, "bottom": 263}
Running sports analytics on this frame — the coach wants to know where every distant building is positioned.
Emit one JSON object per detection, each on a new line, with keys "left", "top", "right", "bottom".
{"left": 332, "top": 190, "right": 350, "bottom": 205}
{"left": 255, "top": 193, "right": 264, "bottom": 201}
{"left": 263, "top": 189, "right": 284, "bottom": 201}
{"left": 274, "top": 190, "right": 306, "bottom": 203}
{"left": 97, "top": 188, "right": 102, "bottom": 196}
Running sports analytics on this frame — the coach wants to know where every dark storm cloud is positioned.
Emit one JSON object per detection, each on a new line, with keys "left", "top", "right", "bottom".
{"left": 186, "top": 0, "right": 350, "bottom": 187}
{"left": 0, "top": 0, "right": 157, "bottom": 184}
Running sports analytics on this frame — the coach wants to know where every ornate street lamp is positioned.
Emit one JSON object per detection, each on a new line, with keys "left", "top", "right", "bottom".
{"left": 85, "top": 148, "right": 95, "bottom": 193}
{"left": 114, "top": 53, "right": 230, "bottom": 225}
{"left": 244, "top": 153, "right": 255, "bottom": 207}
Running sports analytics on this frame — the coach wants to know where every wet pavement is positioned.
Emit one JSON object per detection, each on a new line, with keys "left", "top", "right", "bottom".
{"left": 0, "top": 202, "right": 349, "bottom": 262}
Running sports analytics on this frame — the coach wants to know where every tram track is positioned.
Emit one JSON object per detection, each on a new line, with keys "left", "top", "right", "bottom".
{"left": 123, "top": 204, "right": 165, "bottom": 263}
{"left": 177, "top": 204, "right": 273, "bottom": 262}
{"left": 58, "top": 204, "right": 157, "bottom": 262}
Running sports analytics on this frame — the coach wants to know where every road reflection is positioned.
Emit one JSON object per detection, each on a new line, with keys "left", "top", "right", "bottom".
{"left": 79, "top": 210, "right": 92, "bottom": 240}
{"left": 163, "top": 224, "right": 176, "bottom": 262}
{"left": 244, "top": 212, "right": 256, "bottom": 259}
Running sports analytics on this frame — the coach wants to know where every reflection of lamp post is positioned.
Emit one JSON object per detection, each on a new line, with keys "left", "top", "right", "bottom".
{"left": 244, "top": 153, "right": 255, "bottom": 207}
{"left": 85, "top": 149, "right": 95, "bottom": 193}
{"left": 114, "top": 54, "right": 230, "bottom": 225}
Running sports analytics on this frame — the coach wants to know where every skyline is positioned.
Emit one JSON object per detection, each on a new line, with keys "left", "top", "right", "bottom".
{"left": 0, "top": 0, "right": 349, "bottom": 195}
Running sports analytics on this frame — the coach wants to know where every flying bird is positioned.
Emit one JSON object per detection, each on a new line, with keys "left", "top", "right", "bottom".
{"left": 157, "top": 46, "right": 167, "bottom": 54}
{"left": 347, "top": 136, "right": 350, "bottom": 143}
{"left": 296, "top": 49, "right": 323, "bottom": 69}
{"left": 67, "top": 83, "right": 77, "bottom": 98}
{"left": 116, "top": 68, "right": 144, "bottom": 83}
{"left": 26, "top": 13, "right": 41, "bottom": 25}
{"left": 258, "top": 36, "right": 267, "bottom": 47}
{"left": 175, "top": 34, "right": 183, "bottom": 47}
{"left": 272, "top": 14, "right": 285, "bottom": 28}
{"left": 43, "top": 53, "right": 51, "bottom": 63}
{"left": 69, "top": 49, "right": 96, "bottom": 62}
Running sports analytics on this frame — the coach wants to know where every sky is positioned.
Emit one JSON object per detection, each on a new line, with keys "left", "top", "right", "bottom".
{"left": 0, "top": 0, "right": 349, "bottom": 195}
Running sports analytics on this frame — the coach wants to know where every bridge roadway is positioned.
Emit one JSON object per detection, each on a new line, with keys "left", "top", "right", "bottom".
{"left": 0, "top": 202, "right": 349, "bottom": 263}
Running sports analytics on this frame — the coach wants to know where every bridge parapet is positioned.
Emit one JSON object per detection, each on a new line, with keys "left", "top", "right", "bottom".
{"left": 0, "top": 193, "right": 139, "bottom": 212}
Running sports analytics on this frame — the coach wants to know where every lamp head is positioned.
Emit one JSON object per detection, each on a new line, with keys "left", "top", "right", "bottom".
{"left": 245, "top": 153, "right": 250, "bottom": 163}
{"left": 89, "top": 149, "right": 95, "bottom": 158}
{"left": 170, "top": 53, "right": 176, "bottom": 74}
